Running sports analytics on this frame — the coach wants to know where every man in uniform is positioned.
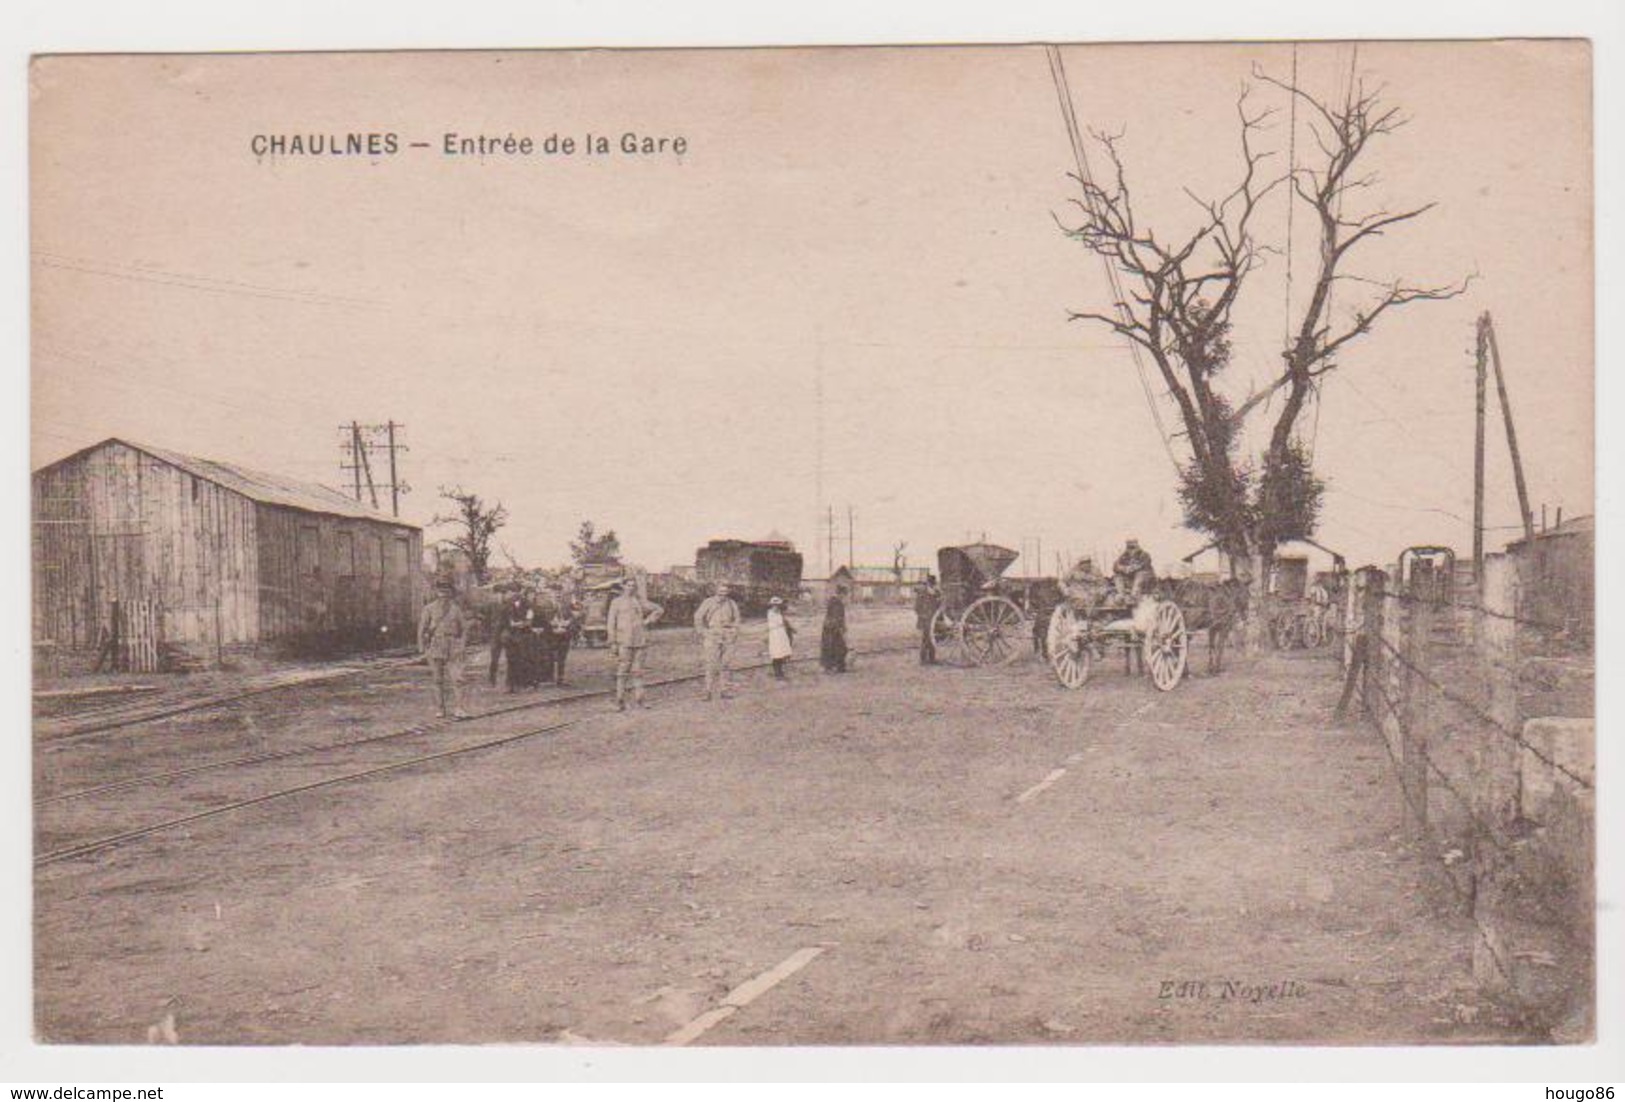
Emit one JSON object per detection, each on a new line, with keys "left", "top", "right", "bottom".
{"left": 606, "top": 577, "right": 665, "bottom": 711}
{"left": 693, "top": 581, "right": 742, "bottom": 700}
{"left": 1030, "top": 582, "right": 1059, "bottom": 660}
{"left": 418, "top": 578, "right": 469, "bottom": 720}
{"left": 1060, "top": 556, "right": 1107, "bottom": 607}
{"left": 1112, "top": 539, "right": 1155, "bottom": 600}
{"left": 914, "top": 574, "right": 943, "bottom": 665}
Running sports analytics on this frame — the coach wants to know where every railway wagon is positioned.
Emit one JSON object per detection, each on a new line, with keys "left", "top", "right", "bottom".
{"left": 695, "top": 539, "right": 804, "bottom": 616}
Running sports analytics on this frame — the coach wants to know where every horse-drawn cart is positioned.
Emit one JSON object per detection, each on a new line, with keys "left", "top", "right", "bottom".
{"left": 1044, "top": 573, "right": 1246, "bottom": 691}
{"left": 1045, "top": 585, "right": 1189, "bottom": 691}
{"left": 929, "top": 543, "right": 1032, "bottom": 667}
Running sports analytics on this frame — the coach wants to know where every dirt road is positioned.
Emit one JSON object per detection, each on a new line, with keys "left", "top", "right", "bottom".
{"left": 35, "top": 609, "right": 1520, "bottom": 1044}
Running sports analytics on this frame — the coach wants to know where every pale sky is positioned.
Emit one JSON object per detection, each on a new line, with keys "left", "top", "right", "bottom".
{"left": 30, "top": 42, "right": 1592, "bottom": 578}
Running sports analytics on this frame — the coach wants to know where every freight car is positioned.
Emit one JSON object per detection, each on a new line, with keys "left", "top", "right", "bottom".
{"left": 694, "top": 539, "right": 804, "bottom": 615}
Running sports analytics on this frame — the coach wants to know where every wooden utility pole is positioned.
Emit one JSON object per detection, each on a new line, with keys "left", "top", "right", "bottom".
{"left": 1482, "top": 313, "right": 1536, "bottom": 543}
{"left": 356, "top": 426, "right": 379, "bottom": 509}
{"left": 350, "top": 421, "right": 364, "bottom": 502}
{"left": 1473, "top": 316, "right": 1489, "bottom": 584}
{"left": 386, "top": 420, "right": 402, "bottom": 517}
{"left": 814, "top": 333, "right": 825, "bottom": 580}
{"left": 847, "top": 505, "right": 855, "bottom": 571}
{"left": 826, "top": 505, "right": 835, "bottom": 581}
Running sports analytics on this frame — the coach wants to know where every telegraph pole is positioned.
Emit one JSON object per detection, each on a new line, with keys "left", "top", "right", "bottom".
{"left": 349, "top": 422, "right": 365, "bottom": 502}
{"left": 386, "top": 421, "right": 403, "bottom": 517}
{"left": 1483, "top": 314, "right": 1536, "bottom": 544}
{"left": 847, "top": 505, "right": 854, "bottom": 570}
{"left": 357, "top": 427, "right": 379, "bottom": 509}
{"left": 826, "top": 505, "right": 835, "bottom": 581}
{"left": 339, "top": 422, "right": 409, "bottom": 514}
{"left": 814, "top": 332, "right": 825, "bottom": 581}
{"left": 1473, "top": 316, "right": 1488, "bottom": 583}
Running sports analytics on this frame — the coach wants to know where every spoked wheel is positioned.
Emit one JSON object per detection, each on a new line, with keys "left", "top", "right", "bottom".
{"left": 1047, "top": 605, "right": 1093, "bottom": 689}
{"left": 1303, "top": 612, "right": 1327, "bottom": 649}
{"left": 959, "top": 595, "right": 1028, "bottom": 667}
{"left": 1142, "top": 600, "right": 1188, "bottom": 691}
{"left": 929, "top": 606, "right": 962, "bottom": 666}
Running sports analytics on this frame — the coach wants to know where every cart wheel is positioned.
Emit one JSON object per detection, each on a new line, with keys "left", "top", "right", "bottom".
{"left": 929, "top": 606, "right": 961, "bottom": 666}
{"left": 1303, "top": 613, "right": 1326, "bottom": 649}
{"left": 1048, "top": 605, "right": 1092, "bottom": 689}
{"left": 960, "top": 595, "right": 1027, "bottom": 666}
{"left": 1143, "top": 600, "right": 1188, "bottom": 691}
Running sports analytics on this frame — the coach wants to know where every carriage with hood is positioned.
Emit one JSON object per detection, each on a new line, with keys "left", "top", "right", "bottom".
{"left": 927, "top": 542, "right": 1032, "bottom": 667}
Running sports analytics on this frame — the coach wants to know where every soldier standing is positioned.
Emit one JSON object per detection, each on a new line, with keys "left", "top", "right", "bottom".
{"left": 418, "top": 578, "right": 469, "bottom": 720}
{"left": 606, "top": 577, "right": 665, "bottom": 711}
{"left": 693, "top": 581, "right": 742, "bottom": 700}
{"left": 820, "top": 585, "right": 850, "bottom": 673}
{"left": 914, "top": 574, "right": 943, "bottom": 665}
{"left": 1030, "top": 583, "right": 1058, "bottom": 659}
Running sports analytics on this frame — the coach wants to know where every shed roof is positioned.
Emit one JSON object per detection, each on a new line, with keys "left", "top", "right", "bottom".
{"left": 39, "top": 437, "right": 418, "bottom": 529}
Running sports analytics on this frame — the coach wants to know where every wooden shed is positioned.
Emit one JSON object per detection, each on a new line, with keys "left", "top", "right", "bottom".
{"left": 33, "top": 438, "right": 423, "bottom": 668}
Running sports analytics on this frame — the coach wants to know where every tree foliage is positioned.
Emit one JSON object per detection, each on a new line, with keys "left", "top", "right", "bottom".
{"left": 570, "top": 521, "right": 622, "bottom": 567}
{"left": 429, "top": 486, "right": 509, "bottom": 585}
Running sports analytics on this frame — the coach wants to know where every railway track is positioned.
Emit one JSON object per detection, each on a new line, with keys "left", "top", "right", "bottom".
{"left": 34, "top": 653, "right": 423, "bottom": 744}
{"left": 35, "top": 644, "right": 914, "bottom": 869}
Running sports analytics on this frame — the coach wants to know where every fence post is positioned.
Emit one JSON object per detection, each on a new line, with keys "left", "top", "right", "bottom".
{"left": 1342, "top": 573, "right": 1360, "bottom": 673}
{"left": 1479, "top": 553, "right": 1521, "bottom": 824}
{"left": 1472, "top": 552, "right": 1520, "bottom": 995}
{"left": 1400, "top": 595, "right": 1432, "bottom": 839}
{"left": 1360, "top": 569, "right": 1386, "bottom": 726}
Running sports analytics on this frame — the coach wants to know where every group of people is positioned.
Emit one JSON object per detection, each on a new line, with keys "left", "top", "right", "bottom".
{"left": 1059, "top": 538, "right": 1157, "bottom": 607}
{"left": 604, "top": 578, "right": 813, "bottom": 710}
{"left": 414, "top": 571, "right": 862, "bottom": 719}
{"left": 490, "top": 587, "right": 583, "bottom": 693}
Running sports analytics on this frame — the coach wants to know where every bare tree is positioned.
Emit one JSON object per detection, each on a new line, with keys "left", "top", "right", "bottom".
{"left": 429, "top": 486, "right": 509, "bottom": 585}
{"left": 1060, "top": 67, "right": 1469, "bottom": 572}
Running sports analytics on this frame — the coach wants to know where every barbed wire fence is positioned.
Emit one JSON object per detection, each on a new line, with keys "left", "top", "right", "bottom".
{"left": 1329, "top": 554, "right": 1593, "bottom": 1006}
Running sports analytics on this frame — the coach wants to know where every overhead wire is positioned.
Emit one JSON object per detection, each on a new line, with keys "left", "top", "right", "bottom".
{"left": 1045, "top": 44, "right": 1183, "bottom": 475}
{"left": 1308, "top": 43, "right": 1359, "bottom": 467}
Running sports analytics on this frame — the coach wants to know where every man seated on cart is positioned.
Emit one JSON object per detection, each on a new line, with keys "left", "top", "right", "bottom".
{"left": 1112, "top": 539, "right": 1155, "bottom": 601}
{"left": 1059, "top": 556, "right": 1111, "bottom": 611}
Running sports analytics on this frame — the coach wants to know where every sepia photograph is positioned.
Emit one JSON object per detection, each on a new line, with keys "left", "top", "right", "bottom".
{"left": 26, "top": 36, "right": 1597, "bottom": 1058}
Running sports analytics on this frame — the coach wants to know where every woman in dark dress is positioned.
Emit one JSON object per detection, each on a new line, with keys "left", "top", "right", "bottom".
{"left": 820, "top": 586, "right": 849, "bottom": 673}
{"left": 503, "top": 591, "right": 536, "bottom": 692}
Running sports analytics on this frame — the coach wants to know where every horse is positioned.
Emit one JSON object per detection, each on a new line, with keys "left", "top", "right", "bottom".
{"left": 1160, "top": 576, "right": 1250, "bottom": 675}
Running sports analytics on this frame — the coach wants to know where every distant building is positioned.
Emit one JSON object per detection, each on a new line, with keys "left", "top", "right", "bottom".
{"left": 1506, "top": 514, "right": 1593, "bottom": 641}
{"left": 830, "top": 564, "right": 930, "bottom": 604}
{"left": 33, "top": 438, "right": 423, "bottom": 667}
